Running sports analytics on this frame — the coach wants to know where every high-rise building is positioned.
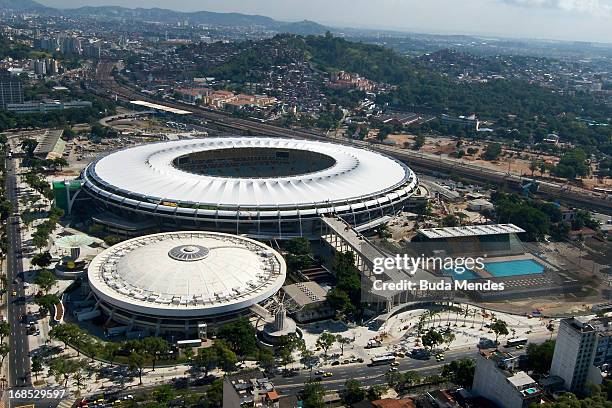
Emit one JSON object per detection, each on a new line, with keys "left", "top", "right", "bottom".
{"left": 591, "top": 317, "right": 612, "bottom": 367}
{"left": 472, "top": 350, "right": 545, "bottom": 408}
{"left": 60, "top": 37, "right": 81, "bottom": 55}
{"left": 83, "top": 41, "right": 101, "bottom": 59}
{"left": 38, "top": 37, "right": 58, "bottom": 52}
{"left": 46, "top": 59, "right": 60, "bottom": 76}
{"left": 550, "top": 317, "right": 601, "bottom": 394}
{"left": 33, "top": 59, "right": 46, "bottom": 76}
{"left": 0, "top": 69, "right": 24, "bottom": 109}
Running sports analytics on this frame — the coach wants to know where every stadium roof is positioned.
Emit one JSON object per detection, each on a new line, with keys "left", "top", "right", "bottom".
{"left": 86, "top": 137, "right": 414, "bottom": 208}
{"left": 417, "top": 224, "right": 525, "bottom": 239}
{"left": 87, "top": 231, "right": 286, "bottom": 317}
{"left": 130, "top": 100, "right": 191, "bottom": 115}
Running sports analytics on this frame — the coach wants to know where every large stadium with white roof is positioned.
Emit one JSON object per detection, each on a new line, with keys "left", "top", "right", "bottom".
{"left": 80, "top": 137, "right": 420, "bottom": 238}
{"left": 85, "top": 231, "right": 286, "bottom": 335}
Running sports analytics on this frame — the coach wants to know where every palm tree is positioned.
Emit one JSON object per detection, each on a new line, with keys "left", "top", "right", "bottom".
{"left": 461, "top": 306, "right": 470, "bottom": 327}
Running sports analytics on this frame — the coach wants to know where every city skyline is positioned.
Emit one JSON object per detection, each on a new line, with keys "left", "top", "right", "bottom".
{"left": 37, "top": 0, "right": 612, "bottom": 43}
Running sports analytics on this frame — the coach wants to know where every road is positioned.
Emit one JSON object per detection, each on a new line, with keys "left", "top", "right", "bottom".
{"left": 272, "top": 347, "right": 484, "bottom": 395}
{"left": 4, "top": 155, "right": 31, "bottom": 391}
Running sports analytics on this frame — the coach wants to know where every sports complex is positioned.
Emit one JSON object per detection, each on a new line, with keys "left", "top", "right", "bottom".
{"left": 84, "top": 231, "right": 286, "bottom": 335}
{"left": 80, "top": 137, "right": 420, "bottom": 238}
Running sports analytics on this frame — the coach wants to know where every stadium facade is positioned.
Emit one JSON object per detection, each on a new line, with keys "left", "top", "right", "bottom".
{"left": 86, "top": 231, "right": 286, "bottom": 335}
{"left": 81, "top": 137, "right": 420, "bottom": 238}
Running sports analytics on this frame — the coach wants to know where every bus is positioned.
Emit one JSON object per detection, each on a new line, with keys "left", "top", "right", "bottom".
{"left": 370, "top": 355, "right": 396, "bottom": 366}
{"left": 505, "top": 338, "right": 528, "bottom": 348}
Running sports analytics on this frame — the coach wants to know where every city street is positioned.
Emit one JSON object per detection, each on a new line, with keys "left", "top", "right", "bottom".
{"left": 4, "top": 154, "right": 31, "bottom": 389}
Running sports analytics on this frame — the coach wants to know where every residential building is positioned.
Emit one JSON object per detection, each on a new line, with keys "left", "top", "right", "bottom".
{"left": 223, "top": 370, "right": 279, "bottom": 407}
{"left": 550, "top": 317, "right": 601, "bottom": 394}
{"left": 6, "top": 100, "right": 92, "bottom": 114}
{"left": 60, "top": 37, "right": 81, "bottom": 55}
{"left": 590, "top": 316, "right": 612, "bottom": 368}
{"left": 0, "top": 69, "right": 24, "bottom": 108}
{"left": 33, "top": 59, "right": 47, "bottom": 75}
{"left": 472, "top": 350, "right": 545, "bottom": 408}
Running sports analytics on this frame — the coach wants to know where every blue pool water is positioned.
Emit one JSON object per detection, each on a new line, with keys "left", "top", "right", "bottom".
{"left": 443, "top": 259, "right": 545, "bottom": 280}
{"left": 484, "top": 259, "right": 544, "bottom": 277}
{"left": 443, "top": 267, "right": 480, "bottom": 281}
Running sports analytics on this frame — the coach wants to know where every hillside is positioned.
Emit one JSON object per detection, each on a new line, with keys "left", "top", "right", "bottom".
{"left": 0, "top": 0, "right": 50, "bottom": 11}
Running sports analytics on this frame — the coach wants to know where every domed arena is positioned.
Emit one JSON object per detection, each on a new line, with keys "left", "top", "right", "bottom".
{"left": 86, "top": 231, "right": 286, "bottom": 335}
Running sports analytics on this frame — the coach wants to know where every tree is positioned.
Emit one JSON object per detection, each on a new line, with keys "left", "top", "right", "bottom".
{"left": 49, "top": 322, "right": 80, "bottom": 350}
{"left": 213, "top": 341, "right": 237, "bottom": 372}
{"left": 316, "top": 332, "right": 336, "bottom": 358}
{"left": 257, "top": 348, "right": 275, "bottom": 373}
{"left": 0, "top": 321, "right": 10, "bottom": 343}
{"left": 49, "top": 358, "right": 83, "bottom": 388}
{"left": 386, "top": 371, "right": 404, "bottom": 390}
{"left": 52, "top": 157, "right": 68, "bottom": 171}
{"left": 441, "top": 328, "right": 456, "bottom": 350}
{"left": 413, "top": 134, "right": 425, "bottom": 150}
{"left": 421, "top": 329, "right": 444, "bottom": 351}
{"left": 367, "top": 384, "right": 386, "bottom": 401}
{"left": 204, "top": 379, "right": 223, "bottom": 408}
{"left": 279, "top": 347, "right": 294, "bottom": 370}
{"left": 217, "top": 317, "right": 258, "bottom": 358}
{"left": 103, "top": 342, "right": 121, "bottom": 367}
{"left": 128, "top": 352, "right": 146, "bottom": 385}
{"left": 32, "top": 233, "right": 49, "bottom": 252}
{"left": 142, "top": 337, "right": 169, "bottom": 371}
{"left": 35, "top": 293, "right": 60, "bottom": 316}
{"left": 31, "top": 251, "right": 53, "bottom": 269}
{"left": 484, "top": 142, "right": 502, "bottom": 161}
{"left": 302, "top": 379, "right": 325, "bottom": 408}
{"left": 344, "top": 379, "right": 366, "bottom": 405}
{"left": 34, "top": 270, "right": 57, "bottom": 294}
{"left": 152, "top": 384, "right": 175, "bottom": 404}
{"left": 403, "top": 370, "right": 421, "bottom": 387}
{"left": 490, "top": 319, "right": 509, "bottom": 345}
{"left": 0, "top": 343, "right": 9, "bottom": 365}
{"left": 336, "top": 335, "right": 352, "bottom": 355}
{"left": 441, "top": 358, "right": 475, "bottom": 388}
{"left": 527, "top": 340, "right": 555, "bottom": 375}
{"left": 31, "top": 355, "right": 44, "bottom": 380}
{"left": 195, "top": 347, "right": 219, "bottom": 377}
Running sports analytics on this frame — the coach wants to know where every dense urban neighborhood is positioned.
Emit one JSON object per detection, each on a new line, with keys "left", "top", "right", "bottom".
{"left": 0, "top": 0, "right": 611, "bottom": 407}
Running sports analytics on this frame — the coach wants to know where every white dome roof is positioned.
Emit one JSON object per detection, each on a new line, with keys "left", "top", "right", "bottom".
{"left": 87, "top": 231, "right": 286, "bottom": 318}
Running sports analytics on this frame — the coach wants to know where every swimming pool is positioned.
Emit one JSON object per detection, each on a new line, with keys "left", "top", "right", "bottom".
{"left": 443, "top": 259, "right": 545, "bottom": 280}
{"left": 442, "top": 267, "right": 480, "bottom": 281}
{"left": 484, "top": 259, "right": 544, "bottom": 278}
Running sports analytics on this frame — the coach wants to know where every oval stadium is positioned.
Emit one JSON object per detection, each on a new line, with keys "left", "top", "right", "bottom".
{"left": 86, "top": 231, "right": 286, "bottom": 335}
{"left": 81, "top": 137, "right": 419, "bottom": 238}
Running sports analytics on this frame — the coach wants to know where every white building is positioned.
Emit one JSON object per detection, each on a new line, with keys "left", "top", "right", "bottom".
{"left": 550, "top": 317, "right": 602, "bottom": 394}
{"left": 81, "top": 137, "right": 419, "bottom": 238}
{"left": 472, "top": 350, "right": 545, "bottom": 408}
{"left": 86, "top": 231, "right": 286, "bottom": 335}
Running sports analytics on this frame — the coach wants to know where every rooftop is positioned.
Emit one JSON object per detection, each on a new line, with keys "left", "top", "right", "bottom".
{"left": 87, "top": 231, "right": 286, "bottom": 317}
{"left": 418, "top": 224, "right": 525, "bottom": 239}
{"left": 282, "top": 281, "right": 327, "bottom": 307}
{"left": 129, "top": 100, "right": 192, "bottom": 115}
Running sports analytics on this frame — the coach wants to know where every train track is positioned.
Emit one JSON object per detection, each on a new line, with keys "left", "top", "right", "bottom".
{"left": 91, "top": 62, "right": 612, "bottom": 214}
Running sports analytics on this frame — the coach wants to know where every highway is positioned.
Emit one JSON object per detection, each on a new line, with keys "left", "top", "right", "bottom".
{"left": 4, "top": 155, "right": 32, "bottom": 389}
{"left": 91, "top": 60, "right": 612, "bottom": 214}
